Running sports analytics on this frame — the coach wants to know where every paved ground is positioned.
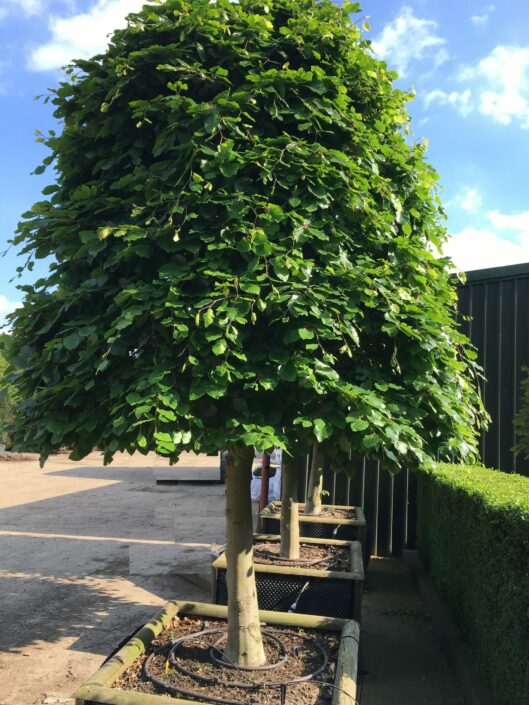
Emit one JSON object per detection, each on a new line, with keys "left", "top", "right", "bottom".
{"left": 0, "top": 451, "right": 223, "bottom": 705}
{"left": 0, "top": 452, "right": 464, "bottom": 705}
{"left": 359, "top": 558, "right": 463, "bottom": 705}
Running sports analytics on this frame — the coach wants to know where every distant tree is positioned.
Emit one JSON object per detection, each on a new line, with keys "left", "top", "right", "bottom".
{"left": 8, "top": 0, "right": 485, "bottom": 664}
{"left": 0, "top": 334, "right": 15, "bottom": 446}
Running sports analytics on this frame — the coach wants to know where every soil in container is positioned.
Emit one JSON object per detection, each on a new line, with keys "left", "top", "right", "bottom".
{"left": 260, "top": 503, "right": 366, "bottom": 548}
{"left": 301, "top": 507, "right": 354, "bottom": 520}
{"left": 269, "top": 504, "right": 356, "bottom": 521}
{"left": 252, "top": 540, "right": 350, "bottom": 570}
{"left": 115, "top": 615, "right": 342, "bottom": 705}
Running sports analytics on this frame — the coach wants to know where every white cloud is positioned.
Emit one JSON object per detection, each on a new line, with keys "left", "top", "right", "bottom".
{"left": 445, "top": 207, "right": 529, "bottom": 271}
{"left": 458, "top": 45, "right": 529, "bottom": 128}
{"left": 0, "top": 0, "right": 43, "bottom": 16}
{"left": 471, "top": 3, "right": 495, "bottom": 25}
{"left": 446, "top": 186, "right": 483, "bottom": 213}
{"left": 444, "top": 228, "right": 529, "bottom": 271}
{"left": 460, "top": 188, "right": 483, "bottom": 212}
{"left": 424, "top": 88, "right": 473, "bottom": 116}
{"left": 372, "top": 6, "right": 448, "bottom": 77}
{"left": 0, "top": 296, "right": 22, "bottom": 329}
{"left": 425, "top": 44, "right": 529, "bottom": 128}
{"left": 28, "top": 0, "right": 154, "bottom": 71}
{"left": 489, "top": 209, "right": 529, "bottom": 237}
{"left": 470, "top": 14, "right": 489, "bottom": 26}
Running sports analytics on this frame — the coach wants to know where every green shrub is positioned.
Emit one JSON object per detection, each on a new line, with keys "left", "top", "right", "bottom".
{"left": 0, "top": 334, "right": 15, "bottom": 447}
{"left": 418, "top": 463, "right": 529, "bottom": 705}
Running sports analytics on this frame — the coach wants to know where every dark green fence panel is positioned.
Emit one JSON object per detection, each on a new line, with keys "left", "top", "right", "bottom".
{"left": 460, "top": 263, "right": 529, "bottom": 475}
{"left": 300, "top": 455, "right": 413, "bottom": 557}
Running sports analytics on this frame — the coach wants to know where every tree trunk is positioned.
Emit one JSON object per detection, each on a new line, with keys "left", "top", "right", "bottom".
{"left": 305, "top": 443, "right": 324, "bottom": 515}
{"left": 223, "top": 445, "right": 266, "bottom": 667}
{"left": 280, "top": 457, "right": 301, "bottom": 559}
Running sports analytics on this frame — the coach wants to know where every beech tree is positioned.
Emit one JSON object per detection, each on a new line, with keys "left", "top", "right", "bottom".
{"left": 9, "top": 0, "right": 485, "bottom": 665}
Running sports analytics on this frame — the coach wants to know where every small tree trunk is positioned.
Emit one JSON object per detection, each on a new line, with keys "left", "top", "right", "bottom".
{"left": 258, "top": 452, "right": 271, "bottom": 515}
{"left": 305, "top": 443, "right": 324, "bottom": 515}
{"left": 224, "top": 445, "right": 266, "bottom": 667}
{"left": 280, "top": 457, "right": 300, "bottom": 559}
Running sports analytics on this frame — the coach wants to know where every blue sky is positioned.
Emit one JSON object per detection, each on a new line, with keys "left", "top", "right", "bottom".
{"left": 1, "top": 0, "right": 529, "bottom": 326}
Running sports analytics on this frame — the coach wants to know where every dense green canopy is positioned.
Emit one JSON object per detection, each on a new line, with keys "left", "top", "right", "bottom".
{"left": 8, "top": 0, "right": 485, "bottom": 468}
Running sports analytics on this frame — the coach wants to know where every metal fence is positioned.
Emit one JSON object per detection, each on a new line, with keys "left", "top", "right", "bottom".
{"left": 302, "top": 454, "right": 417, "bottom": 558}
{"left": 457, "top": 262, "right": 529, "bottom": 475}
{"left": 316, "top": 262, "right": 529, "bottom": 556}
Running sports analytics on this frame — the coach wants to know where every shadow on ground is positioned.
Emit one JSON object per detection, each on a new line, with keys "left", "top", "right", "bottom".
{"left": 1, "top": 461, "right": 221, "bottom": 657}
{"left": 359, "top": 557, "right": 463, "bottom": 705}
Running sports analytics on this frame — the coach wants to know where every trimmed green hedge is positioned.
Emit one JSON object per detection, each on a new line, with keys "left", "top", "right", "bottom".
{"left": 417, "top": 463, "right": 529, "bottom": 705}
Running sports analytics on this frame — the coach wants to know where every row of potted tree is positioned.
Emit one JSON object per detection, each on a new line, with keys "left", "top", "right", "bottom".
{"left": 212, "top": 447, "right": 365, "bottom": 621}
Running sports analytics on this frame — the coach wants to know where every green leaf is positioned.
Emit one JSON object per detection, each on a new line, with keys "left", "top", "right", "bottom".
{"left": 239, "top": 282, "right": 260, "bottom": 295}
{"left": 154, "top": 431, "right": 173, "bottom": 443}
{"left": 272, "top": 258, "right": 290, "bottom": 282}
{"left": 204, "top": 112, "right": 219, "bottom": 133}
{"left": 278, "top": 362, "right": 297, "bottom": 381}
{"left": 363, "top": 434, "right": 379, "bottom": 449}
{"left": 63, "top": 333, "right": 80, "bottom": 350}
{"left": 203, "top": 308, "right": 214, "bottom": 327}
{"left": 298, "top": 328, "right": 314, "bottom": 340}
{"left": 212, "top": 339, "right": 227, "bottom": 356}
{"left": 314, "top": 418, "right": 331, "bottom": 443}
{"left": 219, "top": 161, "right": 240, "bottom": 178}
{"left": 250, "top": 229, "right": 273, "bottom": 256}
{"left": 158, "top": 409, "right": 177, "bottom": 422}
{"left": 350, "top": 419, "right": 369, "bottom": 432}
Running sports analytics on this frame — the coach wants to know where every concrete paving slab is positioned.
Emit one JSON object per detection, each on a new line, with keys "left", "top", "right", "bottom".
{"left": 153, "top": 465, "right": 222, "bottom": 483}
{"left": 0, "top": 451, "right": 222, "bottom": 705}
{"left": 359, "top": 557, "right": 463, "bottom": 705}
{"left": 128, "top": 542, "right": 215, "bottom": 576}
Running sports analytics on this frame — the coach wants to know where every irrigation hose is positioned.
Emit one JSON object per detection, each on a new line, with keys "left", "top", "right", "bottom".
{"left": 143, "top": 626, "right": 330, "bottom": 705}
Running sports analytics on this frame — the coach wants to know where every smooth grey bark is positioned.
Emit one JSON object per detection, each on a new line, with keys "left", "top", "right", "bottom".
{"left": 305, "top": 443, "right": 324, "bottom": 515}
{"left": 223, "top": 445, "right": 266, "bottom": 667}
{"left": 279, "top": 457, "right": 301, "bottom": 559}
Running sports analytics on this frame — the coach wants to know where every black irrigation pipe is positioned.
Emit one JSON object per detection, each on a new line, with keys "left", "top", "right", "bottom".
{"left": 143, "top": 626, "right": 330, "bottom": 705}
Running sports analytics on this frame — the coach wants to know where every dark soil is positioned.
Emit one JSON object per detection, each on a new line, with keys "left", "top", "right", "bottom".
{"left": 268, "top": 503, "right": 356, "bottom": 521}
{"left": 114, "top": 615, "right": 341, "bottom": 704}
{"left": 299, "top": 507, "right": 355, "bottom": 520}
{"left": 253, "top": 541, "right": 350, "bottom": 571}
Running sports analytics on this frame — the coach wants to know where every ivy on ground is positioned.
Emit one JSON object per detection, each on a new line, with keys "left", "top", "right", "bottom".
{"left": 8, "top": 0, "right": 485, "bottom": 467}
